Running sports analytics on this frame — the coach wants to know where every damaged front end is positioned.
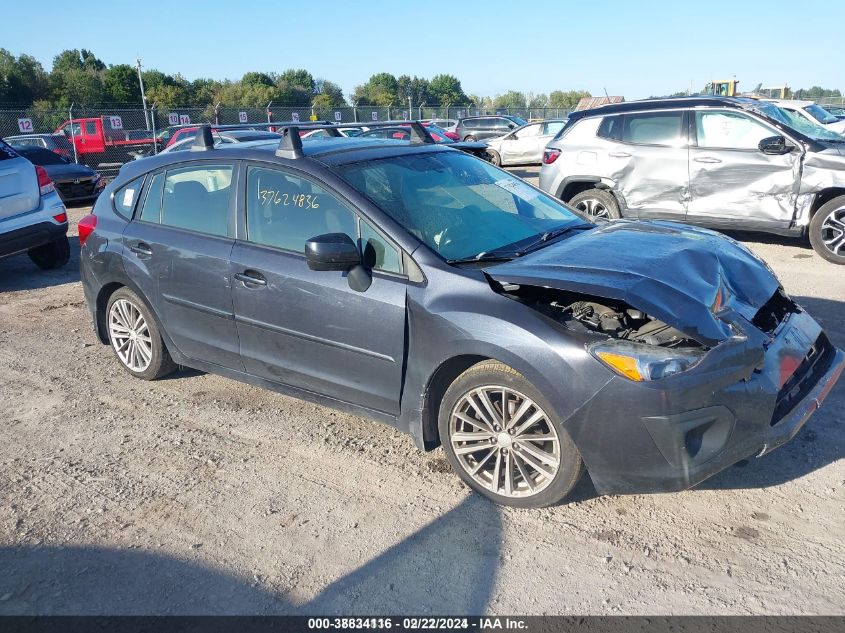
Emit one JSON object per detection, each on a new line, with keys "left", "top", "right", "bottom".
{"left": 482, "top": 220, "right": 844, "bottom": 494}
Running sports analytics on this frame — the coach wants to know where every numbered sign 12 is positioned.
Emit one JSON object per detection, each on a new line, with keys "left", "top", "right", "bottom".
{"left": 178, "top": 114, "right": 191, "bottom": 125}
{"left": 109, "top": 116, "right": 123, "bottom": 130}
{"left": 17, "top": 118, "right": 33, "bottom": 133}
{"left": 238, "top": 112, "right": 248, "bottom": 123}
{"left": 334, "top": 111, "right": 342, "bottom": 122}
{"left": 168, "top": 112, "right": 180, "bottom": 125}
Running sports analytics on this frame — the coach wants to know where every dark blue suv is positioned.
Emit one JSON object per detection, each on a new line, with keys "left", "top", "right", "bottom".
{"left": 78, "top": 124, "right": 843, "bottom": 508}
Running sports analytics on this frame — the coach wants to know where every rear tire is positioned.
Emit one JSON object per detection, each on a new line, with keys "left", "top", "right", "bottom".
{"left": 106, "top": 287, "right": 176, "bottom": 380}
{"left": 438, "top": 360, "right": 584, "bottom": 508}
{"left": 28, "top": 235, "right": 70, "bottom": 270}
{"left": 568, "top": 188, "right": 621, "bottom": 219}
{"left": 809, "top": 196, "right": 845, "bottom": 264}
{"left": 463, "top": 135, "right": 477, "bottom": 142}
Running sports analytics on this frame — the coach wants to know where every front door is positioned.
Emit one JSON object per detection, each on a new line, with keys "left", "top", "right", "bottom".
{"left": 687, "top": 109, "right": 801, "bottom": 228}
{"left": 230, "top": 164, "right": 407, "bottom": 414}
{"left": 499, "top": 122, "right": 544, "bottom": 165}
{"left": 121, "top": 161, "right": 243, "bottom": 369}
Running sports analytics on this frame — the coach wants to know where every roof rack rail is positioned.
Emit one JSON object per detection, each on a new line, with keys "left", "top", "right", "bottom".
{"left": 191, "top": 125, "right": 214, "bottom": 151}
{"left": 274, "top": 120, "right": 435, "bottom": 159}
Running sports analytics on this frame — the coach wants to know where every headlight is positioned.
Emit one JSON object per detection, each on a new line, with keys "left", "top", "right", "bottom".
{"left": 589, "top": 340, "right": 705, "bottom": 381}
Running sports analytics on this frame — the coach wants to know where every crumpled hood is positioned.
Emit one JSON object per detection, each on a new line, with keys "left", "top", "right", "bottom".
{"left": 486, "top": 220, "right": 780, "bottom": 345}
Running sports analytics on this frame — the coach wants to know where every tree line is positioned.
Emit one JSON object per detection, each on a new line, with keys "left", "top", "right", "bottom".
{"left": 0, "top": 48, "right": 591, "bottom": 111}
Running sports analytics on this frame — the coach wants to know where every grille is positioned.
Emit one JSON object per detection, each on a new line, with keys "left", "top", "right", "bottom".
{"left": 753, "top": 289, "right": 797, "bottom": 333}
{"left": 770, "top": 333, "right": 835, "bottom": 426}
{"left": 56, "top": 179, "right": 96, "bottom": 199}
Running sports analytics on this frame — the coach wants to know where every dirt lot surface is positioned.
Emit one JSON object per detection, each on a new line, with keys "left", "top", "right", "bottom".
{"left": 1, "top": 170, "right": 844, "bottom": 615}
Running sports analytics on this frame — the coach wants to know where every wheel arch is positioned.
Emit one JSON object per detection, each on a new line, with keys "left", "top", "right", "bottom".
{"left": 810, "top": 188, "right": 845, "bottom": 217}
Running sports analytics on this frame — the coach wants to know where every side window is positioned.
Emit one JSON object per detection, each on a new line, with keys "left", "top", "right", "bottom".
{"left": 621, "top": 112, "right": 684, "bottom": 146}
{"left": 695, "top": 111, "right": 775, "bottom": 149}
{"left": 113, "top": 176, "right": 145, "bottom": 217}
{"left": 542, "top": 121, "right": 565, "bottom": 136}
{"left": 515, "top": 124, "right": 540, "bottom": 138}
{"left": 246, "top": 166, "right": 357, "bottom": 253}
{"left": 597, "top": 115, "right": 622, "bottom": 140}
{"left": 85, "top": 121, "right": 97, "bottom": 135}
{"left": 138, "top": 172, "right": 165, "bottom": 223}
{"left": 160, "top": 164, "right": 233, "bottom": 237}
{"left": 360, "top": 218, "right": 402, "bottom": 274}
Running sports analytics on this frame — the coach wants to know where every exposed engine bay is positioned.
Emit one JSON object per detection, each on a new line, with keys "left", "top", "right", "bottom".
{"left": 496, "top": 284, "right": 705, "bottom": 349}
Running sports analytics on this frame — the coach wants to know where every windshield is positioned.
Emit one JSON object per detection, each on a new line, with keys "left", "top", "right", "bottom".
{"left": 337, "top": 150, "right": 586, "bottom": 261}
{"left": 508, "top": 116, "right": 529, "bottom": 126}
{"left": 16, "top": 147, "right": 66, "bottom": 165}
{"left": 752, "top": 102, "right": 845, "bottom": 142}
{"left": 804, "top": 104, "right": 838, "bottom": 125}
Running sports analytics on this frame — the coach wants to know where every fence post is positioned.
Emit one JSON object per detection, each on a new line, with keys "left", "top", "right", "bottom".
{"left": 151, "top": 105, "right": 158, "bottom": 155}
{"left": 69, "top": 103, "right": 78, "bottom": 164}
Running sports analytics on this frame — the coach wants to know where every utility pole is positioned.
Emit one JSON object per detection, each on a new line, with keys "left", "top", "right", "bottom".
{"left": 136, "top": 58, "right": 150, "bottom": 130}
{"left": 408, "top": 95, "right": 412, "bottom": 121}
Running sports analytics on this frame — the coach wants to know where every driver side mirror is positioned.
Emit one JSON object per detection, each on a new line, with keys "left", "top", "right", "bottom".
{"left": 758, "top": 135, "right": 791, "bottom": 155}
{"left": 507, "top": 123, "right": 516, "bottom": 129}
{"left": 305, "top": 233, "right": 360, "bottom": 271}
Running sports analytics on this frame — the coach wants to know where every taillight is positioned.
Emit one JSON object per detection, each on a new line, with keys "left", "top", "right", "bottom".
{"left": 542, "top": 149, "right": 561, "bottom": 164}
{"left": 35, "top": 165, "right": 55, "bottom": 196}
{"left": 78, "top": 214, "right": 98, "bottom": 246}
{"left": 52, "top": 212, "right": 67, "bottom": 223}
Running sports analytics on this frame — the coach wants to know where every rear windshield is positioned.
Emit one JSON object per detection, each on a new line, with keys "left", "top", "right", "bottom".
{"left": 14, "top": 146, "right": 67, "bottom": 165}
{"left": 0, "top": 140, "right": 18, "bottom": 161}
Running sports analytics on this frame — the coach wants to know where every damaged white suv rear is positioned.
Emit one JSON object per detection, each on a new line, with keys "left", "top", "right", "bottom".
{"left": 539, "top": 96, "right": 845, "bottom": 264}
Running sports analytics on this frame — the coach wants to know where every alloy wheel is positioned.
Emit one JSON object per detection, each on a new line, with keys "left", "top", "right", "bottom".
{"left": 449, "top": 386, "right": 561, "bottom": 498}
{"left": 820, "top": 206, "right": 845, "bottom": 257}
{"left": 575, "top": 198, "right": 610, "bottom": 218}
{"left": 108, "top": 298, "right": 153, "bottom": 372}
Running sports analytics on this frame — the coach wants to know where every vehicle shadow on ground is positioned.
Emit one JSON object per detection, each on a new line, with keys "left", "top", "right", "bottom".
{"left": 0, "top": 496, "right": 501, "bottom": 615}
{"left": 723, "top": 230, "right": 814, "bottom": 253}
{"left": 0, "top": 238, "right": 81, "bottom": 293}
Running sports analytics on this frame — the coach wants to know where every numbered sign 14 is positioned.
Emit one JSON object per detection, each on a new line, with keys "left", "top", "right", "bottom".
{"left": 178, "top": 114, "right": 191, "bottom": 125}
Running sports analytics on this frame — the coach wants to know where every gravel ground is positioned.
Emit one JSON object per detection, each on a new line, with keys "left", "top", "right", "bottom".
{"left": 1, "top": 169, "right": 843, "bottom": 615}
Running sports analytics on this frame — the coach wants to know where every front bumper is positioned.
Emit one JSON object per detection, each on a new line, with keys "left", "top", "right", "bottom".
{"left": 563, "top": 307, "right": 844, "bottom": 495}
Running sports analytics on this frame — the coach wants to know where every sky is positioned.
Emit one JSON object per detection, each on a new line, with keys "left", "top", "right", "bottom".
{"left": 4, "top": 0, "right": 844, "bottom": 101}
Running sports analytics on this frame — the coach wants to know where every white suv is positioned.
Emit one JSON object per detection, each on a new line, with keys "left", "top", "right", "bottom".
{"left": 0, "top": 140, "right": 70, "bottom": 269}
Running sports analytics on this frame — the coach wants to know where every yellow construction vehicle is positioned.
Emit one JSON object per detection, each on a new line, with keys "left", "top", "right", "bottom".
{"left": 705, "top": 79, "right": 739, "bottom": 97}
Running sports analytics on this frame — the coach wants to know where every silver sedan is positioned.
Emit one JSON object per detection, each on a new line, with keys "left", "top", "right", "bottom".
{"left": 485, "top": 119, "right": 567, "bottom": 166}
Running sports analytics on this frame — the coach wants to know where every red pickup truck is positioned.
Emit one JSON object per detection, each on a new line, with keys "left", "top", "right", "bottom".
{"left": 55, "top": 117, "right": 158, "bottom": 175}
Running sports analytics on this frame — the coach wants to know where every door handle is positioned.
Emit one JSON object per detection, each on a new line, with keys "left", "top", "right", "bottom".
{"left": 129, "top": 242, "right": 153, "bottom": 256}
{"left": 608, "top": 151, "right": 631, "bottom": 158}
{"left": 234, "top": 271, "right": 267, "bottom": 286}
{"left": 693, "top": 156, "right": 722, "bottom": 164}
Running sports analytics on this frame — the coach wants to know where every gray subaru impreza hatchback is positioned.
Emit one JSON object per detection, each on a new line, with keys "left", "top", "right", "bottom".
{"left": 78, "top": 124, "right": 843, "bottom": 508}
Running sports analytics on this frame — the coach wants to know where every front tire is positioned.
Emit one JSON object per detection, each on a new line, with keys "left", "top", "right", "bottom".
{"left": 568, "top": 188, "right": 621, "bottom": 219}
{"left": 809, "top": 196, "right": 845, "bottom": 264}
{"left": 438, "top": 361, "right": 584, "bottom": 508}
{"left": 463, "top": 135, "right": 477, "bottom": 142}
{"left": 487, "top": 150, "right": 502, "bottom": 166}
{"left": 28, "top": 235, "right": 70, "bottom": 270}
{"left": 106, "top": 287, "right": 176, "bottom": 380}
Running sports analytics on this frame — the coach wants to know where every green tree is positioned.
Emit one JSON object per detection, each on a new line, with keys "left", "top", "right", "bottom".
{"left": 428, "top": 74, "right": 466, "bottom": 105}
{"left": 277, "top": 68, "right": 316, "bottom": 106}
{"left": 397, "top": 75, "right": 431, "bottom": 107}
{"left": 103, "top": 64, "right": 140, "bottom": 104}
{"left": 795, "top": 86, "right": 841, "bottom": 99}
{"left": 548, "top": 89, "right": 591, "bottom": 109}
{"left": 189, "top": 78, "right": 223, "bottom": 106}
{"left": 527, "top": 92, "right": 548, "bottom": 108}
{"left": 0, "top": 49, "right": 49, "bottom": 104}
{"left": 353, "top": 72, "right": 400, "bottom": 106}
{"left": 493, "top": 90, "right": 526, "bottom": 109}
{"left": 314, "top": 79, "right": 346, "bottom": 106}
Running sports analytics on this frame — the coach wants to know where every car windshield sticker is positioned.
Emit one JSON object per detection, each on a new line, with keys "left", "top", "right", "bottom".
{"left": 495, "top": 178, "right": 540, "bottom": 200}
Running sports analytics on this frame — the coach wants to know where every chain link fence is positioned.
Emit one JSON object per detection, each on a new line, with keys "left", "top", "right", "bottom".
{"left": 1, "top": 104, "right": 574, "bottom": 179}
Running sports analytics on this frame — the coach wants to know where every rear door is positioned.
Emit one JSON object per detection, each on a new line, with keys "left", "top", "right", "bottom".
{"left": 605, "top": 110, "right": 689, "bottom": 219}
{"left": 0, "top": 141, "right": 40, "bottom": 219}
{"left": 687, "top": 109, "right": 800, "bottom": 228}
{"left": 230, "top": 163, "right": 408, "bottom": 414}
{"left": 122, "top": 160, "right": 243, "bottom": 369}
